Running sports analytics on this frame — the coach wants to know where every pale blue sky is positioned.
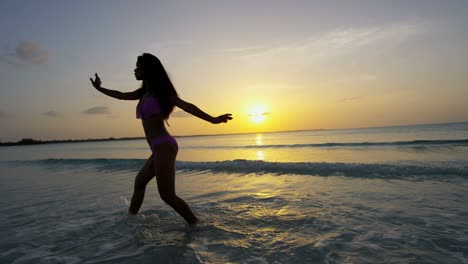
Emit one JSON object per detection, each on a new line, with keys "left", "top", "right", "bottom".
{"left": 1, "top": 1, "right": 467, "bottom": 141}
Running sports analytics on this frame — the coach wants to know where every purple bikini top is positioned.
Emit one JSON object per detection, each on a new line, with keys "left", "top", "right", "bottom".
{"left": 136, "top": 96, "right": 163, "bottom": 120}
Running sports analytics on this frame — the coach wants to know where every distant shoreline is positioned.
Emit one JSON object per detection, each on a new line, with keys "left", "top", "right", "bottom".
{"left": 0, "top": 137, "right": 145, "bottom": 147}
{"left": 0, "top": 129, "right": 325, "bottom": 147}
{"left": 1, "top": 121, "right": 466, "bottom": 147}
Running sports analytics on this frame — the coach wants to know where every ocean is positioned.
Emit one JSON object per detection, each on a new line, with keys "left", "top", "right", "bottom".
{"left": 1, "top": 122, "right": 467, "bottom": 263}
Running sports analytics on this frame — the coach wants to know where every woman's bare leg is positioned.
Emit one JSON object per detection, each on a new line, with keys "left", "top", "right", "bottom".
{"left": 153, "top": 143, "right": 198, "bottom": 224}
{"left": 128, "top": 155, "right": 155, "bottom": 214}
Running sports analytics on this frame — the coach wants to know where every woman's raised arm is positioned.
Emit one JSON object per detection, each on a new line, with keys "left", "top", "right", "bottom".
{"left": 90, "top": 73, "right": 142, "bottom": 100}
{"left": 172, "top": 96, "right": 232, "bottom": 124}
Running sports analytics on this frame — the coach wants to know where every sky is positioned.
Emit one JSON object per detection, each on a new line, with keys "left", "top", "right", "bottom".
{"left": 0, "top": 0, "right": 467, "bottom": 141}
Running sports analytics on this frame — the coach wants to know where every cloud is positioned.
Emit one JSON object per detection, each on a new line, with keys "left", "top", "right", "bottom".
{"left": 106, "top": 114, "right": 119, "bottom": 119}
{"left": 82, "top": 106, "right": 110, "bottom": 115}
{"left": 0, "top": 111, "right": 14, "bottom": 118}
{"left": 339, "top": 96, "right": 365, "bottom": 103}
{"left": 15, "top": 41, "right": 49, "bottom": 64}
{"left": 228, "top": 23, "right": 424, "bottom": 64}
{"left": 0, "top": 56, "right": 23, "bottom": 66}
{"left": 43, "top": 110, "right": 62, "bottom": 118}
{"left": 0, "top": 41, "right": 49, "bottom": 66}
{"left": 248, "top": 112, "right": 271, "bottom": 116}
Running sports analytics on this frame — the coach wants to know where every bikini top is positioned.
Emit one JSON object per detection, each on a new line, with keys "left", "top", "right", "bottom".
{"left": 136, "top": 96, "right": 163, "bottom": 120}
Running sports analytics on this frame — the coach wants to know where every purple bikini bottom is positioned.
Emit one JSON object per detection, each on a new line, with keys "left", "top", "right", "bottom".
{"left": 150, "top": 135, "right": 178, "bottom": 153}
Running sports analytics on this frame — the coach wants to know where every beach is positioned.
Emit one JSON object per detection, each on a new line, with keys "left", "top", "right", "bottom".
{"left": 1, "top": 122, "right": 467, "bottom": 263}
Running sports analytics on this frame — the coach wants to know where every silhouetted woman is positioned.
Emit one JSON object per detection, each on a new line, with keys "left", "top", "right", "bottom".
{"left": 90, "top": 53, "right": 232, "bottom": 224}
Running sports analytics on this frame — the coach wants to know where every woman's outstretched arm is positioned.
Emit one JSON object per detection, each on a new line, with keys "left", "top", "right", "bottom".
{"left": 90, "top": 73, "right": 142, "bottom": 100}
{"left": 172, "top": 96, "right": 232, "bottom": 124}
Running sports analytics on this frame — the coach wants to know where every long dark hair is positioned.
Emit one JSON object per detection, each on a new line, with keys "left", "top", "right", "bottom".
{"left": 138, "top": 53, "right": 178, "bottom": 120}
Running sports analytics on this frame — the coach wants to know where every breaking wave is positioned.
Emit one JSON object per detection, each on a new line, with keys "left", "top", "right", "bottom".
{"left": 5, "top": 158, "right": 467, "bottom": 179}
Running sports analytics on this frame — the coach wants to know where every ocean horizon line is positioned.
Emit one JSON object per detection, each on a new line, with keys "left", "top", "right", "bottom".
{"left": 1, "top": 120, "right": 466, "bottom": 147}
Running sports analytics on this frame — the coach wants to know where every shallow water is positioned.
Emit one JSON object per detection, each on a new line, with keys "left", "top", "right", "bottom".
{"left": 1, "top": 165, "right": 467, "bottom": 263}
{"left": 1, "top": 122, "right": 468, "bottom": 263}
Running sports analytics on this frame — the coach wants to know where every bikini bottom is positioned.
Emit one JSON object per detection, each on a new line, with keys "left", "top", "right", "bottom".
{"left": 150, "top": 135, "right": 178, "bottom": 153}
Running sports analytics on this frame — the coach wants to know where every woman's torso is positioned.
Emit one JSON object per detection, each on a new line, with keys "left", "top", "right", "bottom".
{"left": 142, "top": 118, "right": 169, "bottom": 145}
{"left": 137, "top": 94, "right": 170, "bottom": 145}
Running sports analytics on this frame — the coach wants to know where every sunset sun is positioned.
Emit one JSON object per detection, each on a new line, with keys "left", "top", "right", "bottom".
{"left": 249, "top": 104, "right": 269, "bottom": 124}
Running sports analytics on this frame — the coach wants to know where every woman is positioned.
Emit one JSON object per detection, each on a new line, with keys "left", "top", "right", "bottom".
{"left": 90, "top": 53, "right": 232, "bottom": 225}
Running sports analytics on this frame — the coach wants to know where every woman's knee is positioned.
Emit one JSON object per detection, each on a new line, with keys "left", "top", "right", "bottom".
{"left": 159, "top": 192, "right": 177, "bottom": 205}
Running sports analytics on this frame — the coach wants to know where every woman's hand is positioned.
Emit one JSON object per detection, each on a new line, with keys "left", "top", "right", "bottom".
{"left": 212, "top": 114, "right": 233, "bottom": 124}
{"left": 90, "top": 73, "right": 102, "bottom": 89}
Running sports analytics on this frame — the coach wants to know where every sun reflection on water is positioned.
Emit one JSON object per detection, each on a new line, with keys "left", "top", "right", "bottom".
{"left": 257, "top": 150, "right": 265, "bottom": 160}
{"left": 255, "top": 134, "right": 265, "bottom": 160}
{"left": 256, "top": 134, "right": 263, "bottom": 146}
